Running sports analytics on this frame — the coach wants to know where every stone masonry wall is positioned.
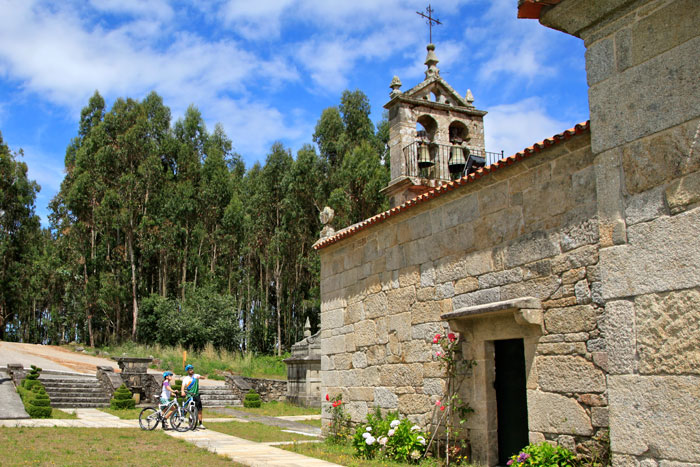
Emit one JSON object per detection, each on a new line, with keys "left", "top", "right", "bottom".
{"left": 541, "top": 0, "right": 700, "bottom": 465}
{"left": 320, "top": 131, "right": 607, "bottom": 458}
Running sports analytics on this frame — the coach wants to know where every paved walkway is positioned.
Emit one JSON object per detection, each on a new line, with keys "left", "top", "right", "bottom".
{"left": 0, "top": 408, "right": 338, "bottom": 466}
{"left": 0, "top": 371, "right": 29, "bottom": 419}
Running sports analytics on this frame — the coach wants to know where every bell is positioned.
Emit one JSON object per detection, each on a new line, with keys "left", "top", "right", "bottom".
{"left": 417, "top": 143, "right": 434, "bottom": 168}
{"left": 449, "top": 145, "right": 467, "bottom": 174}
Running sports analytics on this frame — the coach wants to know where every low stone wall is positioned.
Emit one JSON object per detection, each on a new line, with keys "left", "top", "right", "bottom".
{"left": 6, "top": 363, "right": 26, "bottom": 387}
{"left": 95, "top": 366, "right": 123, "bottom": 398}
{"left": 226, "top": 375, "right": 287, "bottom": 403}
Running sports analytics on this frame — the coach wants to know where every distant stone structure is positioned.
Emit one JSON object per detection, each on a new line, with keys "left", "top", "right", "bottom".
{"left": 313, "top": 1, "right": 700, "bottom": 465}
{"left": 284, "top": 317, "right": 321, "bottom": 407}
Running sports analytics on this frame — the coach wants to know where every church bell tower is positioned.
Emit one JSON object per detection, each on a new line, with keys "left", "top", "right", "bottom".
{"left": 382, "top": 44, "right": 488, "bottom": 208}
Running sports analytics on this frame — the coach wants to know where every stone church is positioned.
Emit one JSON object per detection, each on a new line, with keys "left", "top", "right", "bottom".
{"left": 314, "top": 1, "right": 700, "bottom": 465}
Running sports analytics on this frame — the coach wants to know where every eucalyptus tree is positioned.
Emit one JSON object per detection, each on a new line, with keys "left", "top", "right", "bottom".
{"left": 0, "top": 132, "right": 41, "bottom": 339}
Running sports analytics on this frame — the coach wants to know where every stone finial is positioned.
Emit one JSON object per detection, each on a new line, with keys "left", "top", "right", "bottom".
{"left": 390, "top": 75, "right": 402, "bottom": 97}
{"left": 466, "top": 89, "right": 475, "bottom": 105}
{"left": 304, "top": 317, "right": 311, "bottom": 338}
{"left": 425, "top": 43, "right": 440, "bottom": 78}
{"left": 319, "top": 206, "right": 335, "bottom": 239}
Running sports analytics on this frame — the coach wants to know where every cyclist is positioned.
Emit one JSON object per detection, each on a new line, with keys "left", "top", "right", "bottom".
{"left": 160, "top": 371, "right": 177, "bottom": 429}
{"left": 181, "top": 364, "right": 206, "bottom": 429}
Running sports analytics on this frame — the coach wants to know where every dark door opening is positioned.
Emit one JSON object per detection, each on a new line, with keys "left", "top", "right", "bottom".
{"left": 494, "top": 338, "right": 529, "bottom": 465}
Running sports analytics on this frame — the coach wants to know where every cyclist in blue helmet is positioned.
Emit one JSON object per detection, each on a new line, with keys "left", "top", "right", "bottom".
{"left": 160, "top": 371, "right": 176, "bottom": 429}
{"left": 181, "top": 364, "right": 206, "bottom": 429}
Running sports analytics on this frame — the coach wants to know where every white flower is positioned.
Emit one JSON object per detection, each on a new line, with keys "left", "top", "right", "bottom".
{"left": 388, "top": 429, "right": 395, "bottom": 436}
{"left": 411, "top": 450, "right": 421, "bottom": 460}
{"left": 366, "top": 435, "right": 376, "bottom": 445}
{"left": 378, "top": 436, "right": 388, "bottom": 446}
{"left": 366, "top": 426, "right": 372, "bottom": 432}
{"left": 417, "top": 436, "right": 426, "bottom": 445}
{"left": 362, "top": 432, "right": 369, "bottom": 439}
{"left": 411, "top": 425, "right": 420, "bottom": 432}
{"left": 390, "top": 419, "right": 400, "bottom": 428}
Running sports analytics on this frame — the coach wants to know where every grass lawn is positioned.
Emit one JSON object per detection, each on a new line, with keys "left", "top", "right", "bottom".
{"left": 51, "top": 408, "right": 78, "bottom": 419}
{"left": 207, "top": 420, "right": 319, "bottom": 443}
{"left": 100, "top": 407, "right": 233, "bottom": 420}
{"left": 282, "top": 440, "right": 444, "bottom": 467}
{"left": 297, "top": 418, "right": 322, "bottom": 428}
{"left": 0, "top": 427, "right": 241, "bottom": 466}
{"left": 230, "top": 400, "right": 321, "bottom": 417}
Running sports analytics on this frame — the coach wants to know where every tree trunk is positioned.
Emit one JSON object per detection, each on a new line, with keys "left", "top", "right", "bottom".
{"left": 275, "top": 258, "right": 282, "bottom": 356}
{"left": 83, "top": 260, "right": 95, "bottom": 347}
{"left": 127, "top": 228, "right": 139, "bottom": 339}
{"left": 194, "top": 235, "right": 204, "bottom": 291}
{"left": 181, "top": 224, "right": 189, "bottom": 301}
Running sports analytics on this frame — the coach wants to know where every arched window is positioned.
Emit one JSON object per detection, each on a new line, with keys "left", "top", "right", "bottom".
{"left": 417, "top": 115, "right": 438, "bottom": 141}
{"left": 449, "top": 121, "right": 469, "bottom": 144}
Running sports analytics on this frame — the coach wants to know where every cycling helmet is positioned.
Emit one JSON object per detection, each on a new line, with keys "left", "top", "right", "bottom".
{"left": 162, "top": 371, "right": 173, "bottom": 379}
{"left": 185, "top": 364, "right": 194, "bottom": 371}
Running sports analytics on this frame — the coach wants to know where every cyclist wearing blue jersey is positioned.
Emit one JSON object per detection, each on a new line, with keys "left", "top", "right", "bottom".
{"left": 181, "top": 364, "right": 206, "bottom": 429}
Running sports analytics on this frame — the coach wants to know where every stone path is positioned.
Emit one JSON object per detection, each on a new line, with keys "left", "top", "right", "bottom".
{"left": 0, "top": 371, "right": 29, "bottom": 419}
{"left": 0, "top": 408, "right": 337, "bottom": 466}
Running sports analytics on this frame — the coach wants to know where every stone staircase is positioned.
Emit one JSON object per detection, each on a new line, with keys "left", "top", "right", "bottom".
{"left": 199, "top": 385, "right": 241, "bottom": 407}
{"left": 39, "top": 374, "right": 111, "bottom": 408}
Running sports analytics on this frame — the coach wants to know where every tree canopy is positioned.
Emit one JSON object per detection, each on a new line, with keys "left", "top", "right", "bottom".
{"left": 2, "top": 89, "right": 389, "bottom": 354}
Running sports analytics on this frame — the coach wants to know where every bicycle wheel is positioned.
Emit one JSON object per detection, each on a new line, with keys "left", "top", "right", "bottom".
{"left": 139, "top": 407, "right": 160, "bottom": 431}
{"left": 171, "top": 407, "right": 196, "bottom": 432}
{"left": 188, "top": 405, "right": 199, "bottom": 431}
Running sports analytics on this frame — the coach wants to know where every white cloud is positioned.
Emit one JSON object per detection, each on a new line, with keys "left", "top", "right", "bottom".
{"left": 205, "top": 97, "right": 309, "bottom": 162}
{"left": 484, "top": 97, "right": 570, "bottom": 157}
{"left": 219, "top": 0, "right": 295, "bottom": 40}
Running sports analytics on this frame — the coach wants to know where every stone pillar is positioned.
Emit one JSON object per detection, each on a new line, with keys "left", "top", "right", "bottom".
{"left": 533, "top": 1, "right": 700, "bottom": 464}
{"left": 114, "top": 357, "right": 155, "bottom": 404}
{"left": 284, "top": 326, "right": 322, "bottom": 407}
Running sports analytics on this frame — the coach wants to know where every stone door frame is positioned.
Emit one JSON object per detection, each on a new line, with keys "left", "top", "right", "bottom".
{"left": 442, "top": 297, "right": 543, "bottom": 467}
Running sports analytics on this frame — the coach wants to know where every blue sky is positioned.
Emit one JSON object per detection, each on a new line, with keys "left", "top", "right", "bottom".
{"left": 0, "top": 0, "right": 589, "bottom": 226}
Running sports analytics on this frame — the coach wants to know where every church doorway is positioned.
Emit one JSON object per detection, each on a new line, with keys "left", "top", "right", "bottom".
{"left": 494, "top": 338, "right": 529, "bottom": 465}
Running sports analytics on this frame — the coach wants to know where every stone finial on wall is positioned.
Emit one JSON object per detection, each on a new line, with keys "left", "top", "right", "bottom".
{"left": 466, "top": 89, "right": 475, "bottom": 105}
{"left": 320, "top": 206, "right": 335, "bottom": 239}
{"left": 425, "top": 43, "right": 440, "bottom": 78}
{"left": 390, "top": 76, "right": 402, "bottom": 97}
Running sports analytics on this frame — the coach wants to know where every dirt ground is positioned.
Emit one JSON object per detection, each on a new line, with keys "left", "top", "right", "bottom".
{"left": 0, "top": 341, "right": 119, "bottom": 374}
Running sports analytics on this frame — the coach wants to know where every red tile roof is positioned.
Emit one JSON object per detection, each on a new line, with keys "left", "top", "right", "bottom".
{"left": 517, "top": 0, "right": 562, "bottom": 19}
{"left": 313, "top": 121, "right": 590, "bottom": 251}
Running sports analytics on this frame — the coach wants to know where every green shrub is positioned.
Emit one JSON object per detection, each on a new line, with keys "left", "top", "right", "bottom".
{"left": 22, "top": 365, "right": 42, "bottom": 390}
{"left": 508, "top": 442, "right": 577, "bottom": 467}
{"left": 243, "top": 389, "right": 261, "bottom": 408}
{"left": 25, "top": 385, "right": 52, "bottom": 418}
{"left": 110, "top": 384, "right": 136, "bottom": 410}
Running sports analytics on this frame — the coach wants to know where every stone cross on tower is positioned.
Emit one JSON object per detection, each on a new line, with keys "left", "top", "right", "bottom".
{"left": 416, "top": 4, "right": 441, "bottom": 44}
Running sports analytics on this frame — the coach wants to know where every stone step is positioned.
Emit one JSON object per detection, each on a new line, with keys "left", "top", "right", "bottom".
{"left": 48, "top": 397, "right": 110, "bottom": 404}
{"left": 40, "top": 380, "right": 100, "bottom": 388}
{"left": 199, "top": 393, "right": 238, "bottom": 398}
{"left": 52, "top": 402, "right": 109, "bottom": 408}
{"left": 42, "top": 386, "right": 106, "bottom": 394}
{"left": 199, "top": 389, "right": 234, "bottom": 395}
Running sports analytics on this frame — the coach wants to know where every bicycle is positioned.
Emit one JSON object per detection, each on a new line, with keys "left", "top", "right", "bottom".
{"left": 139, "top": 395, "right": 196, "bottom": 432}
